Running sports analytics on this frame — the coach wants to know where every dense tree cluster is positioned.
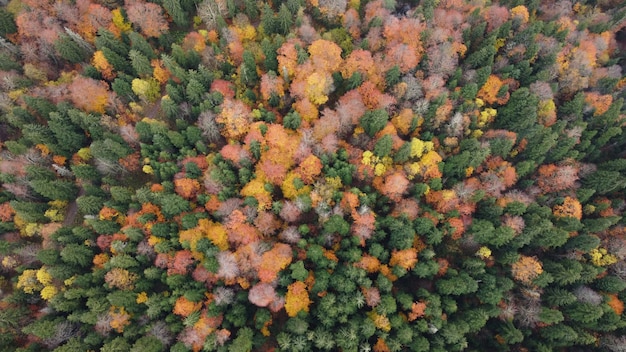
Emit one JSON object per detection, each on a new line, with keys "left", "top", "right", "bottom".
{"left": 0, "top": 0, "right": 626, "bottom": 351}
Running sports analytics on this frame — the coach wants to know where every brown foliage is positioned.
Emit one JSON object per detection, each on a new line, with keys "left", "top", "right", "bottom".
{"left": 585, "top": 92, "right": 613, "bottom": 116}
{"left": 74, "top": 0, "right": 112, "bottom": 42}
{"left": 16, "top": 8, "right": 63, "bottom": 45}
{"left": 484, "top": 5, "right": 510, "bottom": 32}
{"left": 382, "top": 17, "right": 425, "bottom": 73}
{"left": 308, "top": 39, "right": 343, "bottom": 73}
{"left": 109, "top": 306, "right": 131, "bottom": 333}
{"left": 254, "top": 211, "right": 281, "bottom": 237}
{"left": 225, "top": 210, "right": 260, "bottom": 246}
{"left": 358, "top": 81, "right": 395, "bottom": 110}
{"left": 119, "top": 152, "right": 141, "bottom": 173}
{"left": 373, "top": 337, "right": 390, "bottom": 352}
{"left": 448, "top": 217, "right": 465, "bottom": 240}
{"left": 425, "top": 189, "right": 459, "bottom": 214}
{"left": 354, "top": 254, "right": 381, "bottom": 273}
{"left": 391, "top": 108, "right": 418, "bottom": 136}
{"left": 260, "top": 73, "right": 285, "bottom": 102}
{"left": 341, "top": 49, "right": 376, "bottom": 81}
{"left": 0, "top": 202, "right": 15, "bottom": 222}
{"left": 105, "top": 268, "right": 138, "bottom": 290}
{"left": 294, "top": 155, "right": 323, "bottom": 184}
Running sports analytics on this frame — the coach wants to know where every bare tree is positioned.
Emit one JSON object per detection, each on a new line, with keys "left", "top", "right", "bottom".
{"left": 45, "top": 321, "right": 80, "bottom": 349}
{"left": 198, "top": 110, "right": 221, "bottom": 143}
{"left": 197, "top": 0, "right": 229, "bottom": 30}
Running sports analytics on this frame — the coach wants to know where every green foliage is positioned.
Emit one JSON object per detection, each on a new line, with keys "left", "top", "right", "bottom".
{"left": 158, "top": 193, "right": 191, "bottom": 219}
{"left": 436, "top": 271, "right": 479, "bottom": 296}
{"left": 0, "top": 8, "right": 16, "bottom": 37}
{"left": 381, "top": 216, "right": 415, "bottom": 250}
{"left": 54, "top": 35, "right": 91, "bottom": 64}
{"left": 595, "top": 276, "right": 626, "bottom": 293}
{"left": 129, "top": 49, "right": 153, "bottom": 77}
{"left": 385, "top": 66, "right": 401, "bottom": 87}
{"left": 373, "top": 134, "right": 393, "bottom": 157}
{"left": 539, "top": 307, "right": 565, "bottom": 325}
{"left": 228, "top": 327, "right": 253, "bottom": 352}
{"left": 290, "top": 260, "right": 309, "bottom": 281}
{"left": 60, "top": 244, "right": 94, "bottom": 268}
{"left": 76, "top": 195, "right": 105, "bottom": 215}
{"left": 162, "top": 0, "right": 189, "bottom": 27}
{"left": 30, "top": 179, "right": 78, "bottom": 201}
{"left": 131, "top": 336, "right": 164, "bottom": 352}
{"left": 360, "top": 109, "right": 389, "bottom": 137}
{"left": 583, "top": 170, "right": 626, "bottom": 195}
{"left": 283, "top": 111, "right": 302, "bottom": 130}
{"left": 323, "top": 214, "right": 350, "bottom": 236}
{"left": 496, "top": 88, "right": 538, "bottom": 133}
{"left": 101, "top": 46, "right": 133, "bottom": 74}
{"left": 101, "top": 338, "right": 131, "bottom": 352}
{"left": 564, "top": 302, "right": 604, "bottom": 324}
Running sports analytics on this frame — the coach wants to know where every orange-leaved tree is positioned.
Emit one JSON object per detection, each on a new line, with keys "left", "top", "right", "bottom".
{"left": 174, "top": 178, "right": 202, "bottom": 200}
{"left": 389, "top": 248, "right": 418, "bottom": 270}
{"left": 173, "top": 296, "right": 202, "bottom": 317}
{"left": 511, "top": 255, "right": 543, "bottom": 285}
{"left": 92, "top": 50, "right": 116, "bottom": 80}
{"left": 68, "top": 76, "right": 112, "bottom": 113}
{"left": 256, "top": 243, "right": 293, "bottom": 283}
{"left": 408, "top": 301, "right": 427, "bottom": 321}
{"left": 374, "top": 171, "right": 410, "bottom": 202}
{"left": 584, "top": 92, "right": 613, "bottom": 116}
{"left": 553, "top": 196, "right": 583, "bottom": 220}
{"left": 477, "top": 75, "right": 508, "bottom": 105}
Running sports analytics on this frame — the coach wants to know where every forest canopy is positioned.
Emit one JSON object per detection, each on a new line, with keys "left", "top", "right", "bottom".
{"left": 1, "top": 0, "right": 626, "bottom": 351}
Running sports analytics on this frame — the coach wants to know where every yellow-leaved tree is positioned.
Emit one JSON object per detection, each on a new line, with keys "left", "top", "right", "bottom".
{"left": 285, "top": 281, "right": 311, "bottom": 317}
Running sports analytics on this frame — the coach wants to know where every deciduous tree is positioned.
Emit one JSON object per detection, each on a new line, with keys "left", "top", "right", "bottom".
{"left": 125, "top": 0, "right": 169, "bottom": 38}
{"left": 285, "top": 281, "right": 311, "bottom": 317}
{"left": 511, "top": 255, "right": 543, "bottom": 285}
{"left": 68, "top": 76, "right": 112, "bottom": 114}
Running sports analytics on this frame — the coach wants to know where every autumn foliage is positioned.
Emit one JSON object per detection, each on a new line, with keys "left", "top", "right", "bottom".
{"left": 68, "top": 76, "right": 112, "bottom": 113}
{"left": 512, "top": 256, "right": 543, "bottom": 285}
{"left": 173, "top": 296, "right": 202, "bottom": 317}
{"left": 553, "top": 196, "right": 583, "bottom": 220}
{"left": 284, "top": 281, "right": 311, "bottom": 317}
{"left": 3, "top": 0, "right": 626, "bottom": 351}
